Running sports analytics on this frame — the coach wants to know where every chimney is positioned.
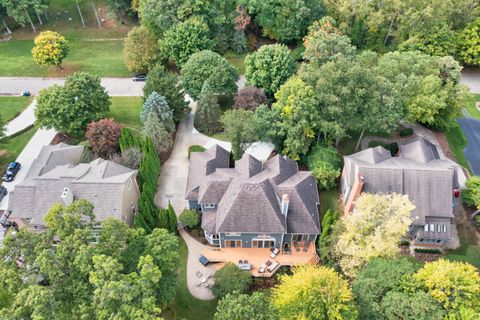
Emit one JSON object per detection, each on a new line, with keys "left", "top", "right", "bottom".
{"left": 61, "top": 187, "right": 73, "bottom": 206}
{"left": 281, "top": 194, "right": 289, "bottom": 216}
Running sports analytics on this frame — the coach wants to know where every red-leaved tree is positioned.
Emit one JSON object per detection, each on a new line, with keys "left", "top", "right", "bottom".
{"left": 86, "top": 118, "right": 122, "bottom": 157}
{"left": 233, "top": 87, "right": 269, "bottom": 110}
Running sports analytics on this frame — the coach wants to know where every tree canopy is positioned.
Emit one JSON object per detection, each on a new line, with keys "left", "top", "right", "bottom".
{"left": 272, "top": 265, "right": 357, "bottom": 320}
{"left": 220, "top": 109, "right": 258, "bottom": 160}
{"left": 181, "top": 50, "right": 239, "bottom": 100}
{"left": 158, "top": 17, "right": 214, "bottom": 66}
{"left": 86, "top": 118, "right": 122, "bottom": 157}
{"left": 214, "top": 292, "right": 274, "bottom": 320}
{"left": 334, "top": 193, "right": 415, "bottom": 277}
{"left": 123, "top": 25, "right": 159, "bottom": 73}
{"left": 244, "top": 44, "right": 296, "bottom": 98}
{"left": 0, "top": 200, "right": 179, "bottom": 318}
{"left": 35, "top": 72, "right": 110, "bottom": 136}
{"left": 212, "top": 263, "right": 252, "bottom": 298}
{"left": 32, "top": 31, "right": 69, "bottom": 68}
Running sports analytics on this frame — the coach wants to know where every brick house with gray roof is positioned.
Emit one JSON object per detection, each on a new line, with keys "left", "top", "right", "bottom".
{"left": 8, "top": 143, "right": 140, "bottom": 231}
{"left": 186, "top": 145, "right": 320, "bottom": 250}
{"left": 341, "top": 137, "right": 467, "bottom": 246}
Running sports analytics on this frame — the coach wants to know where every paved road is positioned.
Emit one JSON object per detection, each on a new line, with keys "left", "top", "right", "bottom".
{"left": 458, "top": 117, "right": 480, "bottom": 175}
{"left": 461, "top": 68, "right": 480, "bottom": 94}
{"left": 0, "top": 77, "right": 144, "bottom": 96}
{"left": 0, "top": 128, "right": 57, "bottom": 210}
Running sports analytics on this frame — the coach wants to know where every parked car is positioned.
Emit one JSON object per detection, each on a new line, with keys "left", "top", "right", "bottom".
{"left": 0, "top": 210, "right": 10, "bottom": 227}
{"left": 3, "top": 162, "right": 21, "bottom": 182}
{"left": 0, "top": 186, "right": 7, "bottom": 202}
{"left": 19, "top": 91, "right": 31, "bottom": 96}
{"left": 132, "top": 74, "right": 147, "bottom": 82}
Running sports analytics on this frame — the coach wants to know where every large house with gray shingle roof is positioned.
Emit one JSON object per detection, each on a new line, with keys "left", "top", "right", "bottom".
{"left": 186, "top": 145, "right": 320, "bottom": 250}
{"left": 8, "top": 143, "right": 140, "bottom": 230}
{"left": 341, "top": 137, "right": 467, "bottom": 246}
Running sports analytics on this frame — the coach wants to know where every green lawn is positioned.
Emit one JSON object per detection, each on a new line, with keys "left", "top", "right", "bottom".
{"left": 0, "top": 0, "right": 132, "bottom": 77}
{"left": 445, "top": 214, "right": 480, "bottom": 269}
{"left": 163, "top": 238, "right": 217, "bottom": 320}
{"left": 464, "top": 94, "right": 480, "bottom": 119}
{"left": 319, "top": 188, "right": 340, "bottom": 217}
{"left": 107, "top": 97, "right": 142, "bottom": 129}
{"left": 445, "top": 122, "right": 471, "bottom": 173}
{"left": 0, "top": 96, "right": 33, "bottom": 122}
{"left": 0, "top": 126, "right": 37, "bottom": 169}
{"left": 224, "top": 51, "right": 247, "bottom": 74}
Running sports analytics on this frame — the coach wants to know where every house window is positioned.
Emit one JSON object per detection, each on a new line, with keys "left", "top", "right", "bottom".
{"left": 128, "top": 179, "right": 132, "bottom": 190}
{"left": 292, "top": 234, "right": 308, "bottom": 242}
{"left": 429, "top": 224, "right": 434, "bottom": 232}
{"left": 443, "top": 225, "right": 447, "bottom": 233}
{"left": 204, "top": 203, "right": 215, "bottom": 209}
{"left": 225, "top": 240, "right": 242, "bottom": 248}
{"left": 225, "top": 232, "right": 241, "bottom": 236}
{"left": 212, "top": 234, "right": 219, "bottom": 240}
{"left": 436, "top": 225, "right": 441, "bottom": 232}
{"left": 252, "top": 240, "right": 275, "bottom": 248}
{"left": 424, "top": 225, "right": 429, "bottom": 232}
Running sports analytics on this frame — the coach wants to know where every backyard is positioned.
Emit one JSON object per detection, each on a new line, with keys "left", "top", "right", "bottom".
{"left": 162, "top": 238, "right": 217, "bottom": 320}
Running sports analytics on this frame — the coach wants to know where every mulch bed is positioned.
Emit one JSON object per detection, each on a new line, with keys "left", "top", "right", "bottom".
{"left": 51, "top": 132, "right": 79, "bottom": 145}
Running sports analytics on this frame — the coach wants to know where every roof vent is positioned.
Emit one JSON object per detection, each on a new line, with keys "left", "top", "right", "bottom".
{"left": 61, "top": 187, "right": 73, "bottom": 206}
{"left": 281, "top": 194, "right": 289, "bottom": 216}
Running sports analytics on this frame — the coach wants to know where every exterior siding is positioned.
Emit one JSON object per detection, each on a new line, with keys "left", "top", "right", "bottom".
{"left": 220, "top": 233, "right": 284, "bottom": 248}
{"left": 121, "top": 177, "right": 140, "bottom": 226}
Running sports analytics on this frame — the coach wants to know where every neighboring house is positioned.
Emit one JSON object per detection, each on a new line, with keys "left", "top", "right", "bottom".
{"left": 8, "top": 143, "right": 140, "bottom": 231}
{"left": 341, "top": 137, "right": 467, "bottom": 246}
{"left": 185, "top": 145, "right": 321, "bottom": 251}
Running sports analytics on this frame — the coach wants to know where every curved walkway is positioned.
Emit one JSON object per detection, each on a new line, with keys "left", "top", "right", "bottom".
{"left": 4, "top": 98, "right": 36, "bottom": 137}
{"left": 155, "top": 97, "right": 231, "bottom": 300}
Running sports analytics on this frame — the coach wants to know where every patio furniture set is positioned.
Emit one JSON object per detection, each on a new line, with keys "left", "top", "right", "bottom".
{"left": 195, "top": 270, "right": 213, "bottom": 288}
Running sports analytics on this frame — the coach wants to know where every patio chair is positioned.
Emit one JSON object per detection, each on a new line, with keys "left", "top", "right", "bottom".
{"left": 266, "top": 260, "right": 272, "bottom": 266}
{"left": 258, "top": 264, "right": 266, "bottom": 273}
{"left": 195, "top": 281, "right": 202, "bottom": 287}
{"left": 196, "top": 271, "right": 203, "bottom": 278}
{"left": 203, "top": 282, "right": 211, "bottom": 288}
{"left": 270, "top": 247, "right": 280, "bottom": 258}
{"left": 267, "top": 261, "right": 280, "bottom": 272}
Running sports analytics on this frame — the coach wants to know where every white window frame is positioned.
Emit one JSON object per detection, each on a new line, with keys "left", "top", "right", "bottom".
{"left": 204, "top": 203, "right": 215, "bottom": 209}
{"left": 443, "top": 225, "right": 447, "bottom": 233}
{"left": 424, "top": 225, "right": 429, "bottom": 232}
{"left": 429, "top": 224, "right": 435, "bottom": 232}
{"left": 128, "top": 179, "right": 132, "bottom": 190}
{"left": 225, "top": 240, "right": 242, "bottom": 248}
{"left": 225, "top": 232, "right": 241, "bottom": 236}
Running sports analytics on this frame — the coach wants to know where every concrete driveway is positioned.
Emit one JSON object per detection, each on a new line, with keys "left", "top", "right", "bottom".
{"left": 458, "top": 117, "right": 480, "bottom": 175}
{"left": 0, "top": 77, "right": 144, "bottom": 96}
{"left": 4, "top": 99, "right": 37, "bottom": 137}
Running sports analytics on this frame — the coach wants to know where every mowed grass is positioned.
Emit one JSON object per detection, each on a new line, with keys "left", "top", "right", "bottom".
{"left": 224, "top": 51, "right": 247, "bottom": 74}
{"left": 107, "top": 96, "right": 142, "bottom": 129}
{"left": 0, "top": 126, "right": 37, "bottom": 169}
{"left": 445, "top": 122, "right": 471, "bottom": 173}
{"left": 0, "top": 96, "right": 33, "bottom": 121}
{"left": 319, "top": 188, "right": 340, "bottom": 217}
{"left": 0, "top": 0, "right": 132, "bottom": 77}
{"left": 0, "top": 33, "right": 130, "bottom": 77}
{"left": 162, "top": 237, "right": 217, "bottom": 320}
{"left": 465, "top": 94, "right": 480, "bottom": 119}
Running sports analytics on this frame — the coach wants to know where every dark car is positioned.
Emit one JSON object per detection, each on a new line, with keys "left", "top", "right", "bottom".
{"left": 3, "top": 162, "right": 21, "bottom": 182}
{"left": 0, "top": 186, "right": 7, "bottom": 203}
{"left": 132, "top": 74, "right": 147, "bottom": 82}
{"left": 20, "top": 91, "right": 31, "bottom": 96}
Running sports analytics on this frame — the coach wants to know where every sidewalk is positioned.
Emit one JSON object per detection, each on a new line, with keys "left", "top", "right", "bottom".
{"left": 4, "top": 98, "right": 36, "bottom": 137}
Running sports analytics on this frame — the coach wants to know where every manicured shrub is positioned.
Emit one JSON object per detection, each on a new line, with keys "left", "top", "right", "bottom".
{"left": 233, "top": 87, "right": 269, "bottom": 110}
{"left": 212, "top": 263, "right": 253, "bottom": 298}
{"left": 414, "top": 248, "right": 442, "bottom": 254}
{"left": 179, "top": 209, "right": 200, "bottom": 228}
{"left": 85, "top": 118, "right": 122, "bottom": 157}
{"left": 194, "top": 84, "right": 223, "bottom": 135}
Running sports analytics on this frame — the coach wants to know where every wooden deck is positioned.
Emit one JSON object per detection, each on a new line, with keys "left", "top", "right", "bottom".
{"left": 201, "top": 242, "right": 320, "bottom": 277}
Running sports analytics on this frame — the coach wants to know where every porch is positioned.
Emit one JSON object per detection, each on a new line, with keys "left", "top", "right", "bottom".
{"left": 201, "top": 242, "right": 320, "bottom": 277}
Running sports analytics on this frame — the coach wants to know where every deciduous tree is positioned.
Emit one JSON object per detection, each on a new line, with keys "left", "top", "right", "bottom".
{"left": 214, "top": 292, "right": 274, "bottom": 320}
{"left": 334, "top": 193, "right": 414, "bottom": 278}
{"left": 251, "top": 0, "right": 324, "bottom": 42}
{"left": 181, "top": 50, "right": 239, "bottom": 100}
{"left": 220, "top": 109, "right": 257, "bottom": 160}
{"left": 86, "top": 118, "right": 122, "bottom": 157}
{"left": 179, "top": 209, "right": 199, "bottom": 228}
{"left": 35, "top": 72, "right": 110, "bottom": 136}
{"left": 244, "top": 44, "right": 296, "bottom": 97}
{"left": 306, "top": 143, "right": 341, "bottom": 189}
{"left": 457, "top": 18, "right": 480, "bottom": 66}
{"left": 233, "top": 87, "right": 268, "bottom": 110}
{"left": 123, "top": 25, "right": 159, "bottom": 73}
{"left": 272, "top": 265, "right": 357, "bottom": 320}
{"left": 32, "top": 31, "right": 69, "bottom": 68}
{"left": 158, "top": 17, "right": 214, "bottom": 66}
{"left": 212, "top": 263, "right": 252, "bottom": 298}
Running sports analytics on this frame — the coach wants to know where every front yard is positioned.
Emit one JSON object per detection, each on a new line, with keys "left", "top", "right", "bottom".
{"left": 0, "top": 126, "right": 37, "bottom": 169}
{"left": 0, "top": 96, "right": 33, "bottom": 122}
{"left": 107, "top": 97, "right": 142, "bottom": 129}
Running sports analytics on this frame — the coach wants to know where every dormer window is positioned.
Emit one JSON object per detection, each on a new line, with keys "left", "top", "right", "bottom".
{"left": 204, "top": 203, "right": 215, "bottom": 209}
